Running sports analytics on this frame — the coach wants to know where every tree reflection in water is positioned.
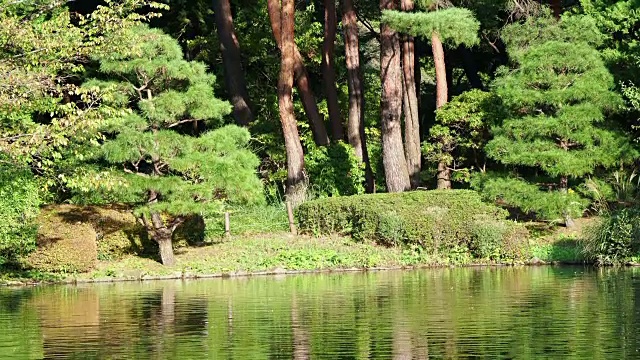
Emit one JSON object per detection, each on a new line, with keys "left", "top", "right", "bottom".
{"left": 0, "top": 267, "right": 639, "bottom": 358}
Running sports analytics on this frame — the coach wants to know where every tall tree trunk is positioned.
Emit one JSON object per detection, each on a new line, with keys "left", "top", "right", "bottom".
{"left": 432, "top": 31, "right": 451, "bottom": 190}
{"left": 343, "top": 0, "right": 374, "bottom": 192}
{"left": 267, "top": 0, "right": 330, "bottom": 146}
{"left": 401, "top": 0, "right": 421, "bottom": 189}
{"left": 149, "top": 212, "right": 176, "bottom": 266}
{"left": 551, "top": 0, "right": 561, "bottom": 19}
{"left": 380, "top": 0, "right": 411, "bottom": 193}
{"left": 279, "top": 0, "right": 307, "bottom": 204}
{"left": 213, "top": 0, "right": 253, "bottom": 126}
{"left": 323, "top": 0, "right": 344, "bottom": 141}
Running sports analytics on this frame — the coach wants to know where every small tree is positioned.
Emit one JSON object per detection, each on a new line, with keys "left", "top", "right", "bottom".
{"left": 423, "top": 90, "right": 500, "bottom": 184}
{"left": 483, "top": 15, "right": 636, "bottom": 226}
{"left": 73, "top": 26, "right": 264, "bottom": 265}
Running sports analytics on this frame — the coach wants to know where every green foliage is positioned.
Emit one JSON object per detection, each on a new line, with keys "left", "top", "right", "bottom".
{"left": 530, "top": 237, "right": 585, "bottom": 263}
{"left": 297, "top": 190, "right": 529, "bottom": 261}
{"left": 0, "top": 0, "right": 167, "bottom": 170}
{"left": 423, "top": 90, "right": 501, "bottom": 182}
{"left": 0, "top": 166, "right": 40, "bottom": 265}
{"left": 382, "top": 7, "right": 480, "bottom": 47}
{"left": 472, "top": 174, "right": 589, "bottom": 222}
{"left": 305, "top": 142, "right": 366, "bottom": 198}
{"left": 584, "top": 208, "right": 640, "bottom": 265}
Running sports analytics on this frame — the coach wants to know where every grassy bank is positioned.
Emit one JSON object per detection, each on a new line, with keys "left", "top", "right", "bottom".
{"left": 0, "top": 191, "right": 607, "bottom": 286}
{"left": 1, "top": 230, "right": 593, "bottom": 286}
{"left": 0, "top": 234, "right": 435, "bottom": 285}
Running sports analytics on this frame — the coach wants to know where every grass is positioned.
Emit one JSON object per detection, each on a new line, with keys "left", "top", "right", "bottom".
{"left": 525, "top": 217, "right": 594, "bottom": 264}
{"left": 87, "top": 233, "right": 444, "bottom": 280}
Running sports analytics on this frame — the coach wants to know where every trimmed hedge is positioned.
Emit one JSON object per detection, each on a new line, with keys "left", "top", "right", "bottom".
{"left": 297, "top": 190, "right": 529, "bottom": 261}
{"left": 25, "top": 207, "right": 98, "bottom": 273}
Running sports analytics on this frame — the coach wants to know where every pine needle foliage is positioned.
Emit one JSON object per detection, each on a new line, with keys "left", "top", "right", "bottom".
{"left": 70, "top": 26, "right": 264, "bottom": 264}
{"left": 481, "top": 14, "right": 637, "bottom": 223}
{"left": 381, "top": 7, "right": 480, "bottom": 47}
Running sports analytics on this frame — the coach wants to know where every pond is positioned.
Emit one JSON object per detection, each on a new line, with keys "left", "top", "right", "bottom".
{"left": 1, "top": 267, "right": 640, "bottom": 359}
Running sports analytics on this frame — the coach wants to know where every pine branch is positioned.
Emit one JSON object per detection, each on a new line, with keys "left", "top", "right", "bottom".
{"left": 167, "top": 118, "right": 197, "bottom": 128}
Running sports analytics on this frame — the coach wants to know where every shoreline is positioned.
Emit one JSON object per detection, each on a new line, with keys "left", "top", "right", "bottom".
{"left": 1, "top": 261, "right": 603, "bottom": 287}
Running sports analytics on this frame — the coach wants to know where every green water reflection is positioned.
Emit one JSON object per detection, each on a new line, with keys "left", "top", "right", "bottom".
{"left": 1, "top": 267, "right": 640, "bottom": 359}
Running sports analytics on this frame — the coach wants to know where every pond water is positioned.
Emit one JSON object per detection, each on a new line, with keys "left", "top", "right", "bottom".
{"left": 1, "top": 267, "right": 640, "bottom": 359}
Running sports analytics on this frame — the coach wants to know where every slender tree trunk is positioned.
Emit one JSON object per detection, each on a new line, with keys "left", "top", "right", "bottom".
{"left": 432, "top": 31, "right": 451, "bottom": 190}
{"left": 279, "top": 0, "right": 307, "bottom": 204}
{"left": 323, "top": 0, "right": 344, "bottom": 141}
{"left": 432, "top": 32, "right": 448, "bottom": 111}
{"left": 267, "top": 0, "right": 330, "bottom": 146}
{"left": 343, "top": 0, "right": 374, "bottom": 192}
{"left": 559, "top": 175, "right": 575, "bottom": 227}
{"left": 400, "top": 0, "right": 421, "bottom": 189}
{"left": 149, "top": 212, "right": 176, "bottom": 266}
{"left": 213, "top": 0, "right": 253, "bottom": 126}
{"left": 380, "top": 0, "right": 411, "bottom": 193}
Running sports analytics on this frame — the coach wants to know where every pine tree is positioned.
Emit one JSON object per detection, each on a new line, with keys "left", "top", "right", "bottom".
{"left": 74, "top": 26, "right": 265, "bottom": 265}
{"left": 380, "top": 0, "right": 411, "bottom": 193}
{"left": 482, "top": 15, "right": 636, "bottom": 226}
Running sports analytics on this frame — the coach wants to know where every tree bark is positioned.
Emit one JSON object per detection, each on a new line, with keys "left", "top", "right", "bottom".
{"left": 551, "top": 0, "right": 561, "bottom": 19}
{"left": 380, "top": 0, "right": 411, "bottom": 193}
{"left": 343, "top": 0, "right": 374, "bottom": 192}
{"left": 401, "top": 0, "right": 421, "bottom": 189}
{"left": 432, "top": 31, "right": 451, "bottom": 190}
{"left": 149, "top": 212, "right": 176, "bottom": 266}
{"left": 213, "top": 0, "right": 253, "bottom": 126}
{"left": 267, "top": 0, "right": 330, "bottom": 146}
{"left": 559, "top": 175, "right": 575, "bottom": 227}
{"left": 279, "top": 0, "right": 307, "bottom": 205}
{"left": 323, "top": 0, "right": 344, "bottom": 141}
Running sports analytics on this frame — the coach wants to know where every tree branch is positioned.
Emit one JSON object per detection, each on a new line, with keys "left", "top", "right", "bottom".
{"left": 356, "top": 12, "right": 379, "bottom": 41}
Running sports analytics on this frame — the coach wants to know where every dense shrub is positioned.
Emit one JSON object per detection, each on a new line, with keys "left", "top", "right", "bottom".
{"left": 25, "top": 207, "right": 97, "bottom": 273}
{"left": 0, "top": 166, "right": 40, "bottom": 266}
{"left": 305, "top": 142, "right": 366, "bottom": 198}
{"left": 297, "top": 190, "right": 529, "bottom": 261}
{"left": 583, "top": 209, "right": 640, "bottom": 265}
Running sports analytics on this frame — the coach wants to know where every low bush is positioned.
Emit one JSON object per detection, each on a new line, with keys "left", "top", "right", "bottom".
{"left": 25, "top": 207, "right": 98, "bottom": 273}
{"left": 297, "top": 190, "right": 529, "bottom": 261}
{"left": 583, "top": 209, "right": 640, "bottom": 265}
{"left": 41, "top": 205, "right": 156, "bottom": 261}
